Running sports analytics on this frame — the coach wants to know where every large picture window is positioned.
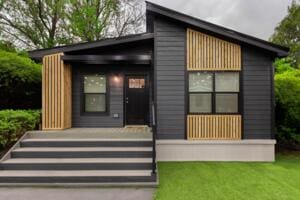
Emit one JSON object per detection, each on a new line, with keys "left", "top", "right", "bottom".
{"left": 189, "top": 72, "right": 239, "bottom": 114}
{"left": 83, "top": 74, "right": 107, "bottom": 113}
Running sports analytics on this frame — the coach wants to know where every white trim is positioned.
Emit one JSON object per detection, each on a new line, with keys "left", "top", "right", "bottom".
{"left": 156, "top": 139, "right": 276, "bottom": 162}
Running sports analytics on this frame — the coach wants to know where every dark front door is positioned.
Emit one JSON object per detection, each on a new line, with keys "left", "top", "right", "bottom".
{"left": 125, "top": 75, "right": 149, "bottom": 125}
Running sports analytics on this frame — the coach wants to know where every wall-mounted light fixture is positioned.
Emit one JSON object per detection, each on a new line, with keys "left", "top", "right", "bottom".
{"left": 112, "top": 73, "right": 121, "bottom": 85}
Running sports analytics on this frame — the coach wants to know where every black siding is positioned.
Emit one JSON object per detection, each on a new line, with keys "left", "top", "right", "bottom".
{"left": 72, "top": 66, "right": 153, "bottom": 127}
{"left": 154, "top": 17, "right": 186, "bottom": 139}
{"left": 72, "top": 67, "right": 124, "bottom": 127}
{"left": 242, "top": 46, "right": 273, "bottom": 139}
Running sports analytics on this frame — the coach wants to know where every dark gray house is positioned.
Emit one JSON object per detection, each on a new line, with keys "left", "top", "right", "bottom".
{"left": 0, "top": 2, "right": 288, "bottom": 184}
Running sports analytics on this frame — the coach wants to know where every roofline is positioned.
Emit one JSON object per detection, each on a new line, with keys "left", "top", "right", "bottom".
{"left": 146, "top": 1, "right": 289, "bottom": 57}
{"left": 28, "top": 33, "right": 154, "bottom": 61}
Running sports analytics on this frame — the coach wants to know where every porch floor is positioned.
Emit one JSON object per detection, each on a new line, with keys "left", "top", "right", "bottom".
{"left": 27, "top": 127, "right": 152, "bottom": 139}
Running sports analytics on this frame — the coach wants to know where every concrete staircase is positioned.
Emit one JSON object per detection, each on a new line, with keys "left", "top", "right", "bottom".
{"left": 0, "top": 129, "right": 157, "bottom": 186}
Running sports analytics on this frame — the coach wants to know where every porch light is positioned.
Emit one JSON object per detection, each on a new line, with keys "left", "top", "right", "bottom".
{"left": 113, "top": 74, "right": 121, "bottom": 83}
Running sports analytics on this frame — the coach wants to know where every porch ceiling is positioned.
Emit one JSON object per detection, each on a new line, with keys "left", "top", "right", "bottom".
{"left": 62, "top": 54, "right": 152, "bottom": 65}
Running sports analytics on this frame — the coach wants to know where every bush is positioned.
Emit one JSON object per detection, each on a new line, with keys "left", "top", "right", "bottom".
{"left": 0, "top": 110, "right": 40, "bottom": 150}
{"left": 275, "top": 59, "right": 300, "bottom": 145}
{"left": 0, "top": 50, "right": 41, "bottom": 109}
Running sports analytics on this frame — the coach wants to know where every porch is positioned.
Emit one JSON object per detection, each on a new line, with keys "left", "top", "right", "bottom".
{"left": 28, "top": 127, "right": 152, "bottom": 139}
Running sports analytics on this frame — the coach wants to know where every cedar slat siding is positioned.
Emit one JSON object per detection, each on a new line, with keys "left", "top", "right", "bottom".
{"left": 187, "top": 115, "right": 241, "bottom": 140}
{"left": 243, "top": 47, "right": 273, "bottom": 139}
{"left": 42, "top": 53, "right": 72, "bottom": 130}
{"left": 187, "top": 29, "right": 241, "bottom": 71}
{"left": 154, "top": 18, "right": 186, "bottom": 139}
{"left": 186, "top": 28, "right": 242, "bottom": 140}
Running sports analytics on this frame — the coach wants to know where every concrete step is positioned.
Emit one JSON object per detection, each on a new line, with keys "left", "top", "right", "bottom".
{"left": 11, "top": 147, "right": 153, "bottom": 158}
{"left": 0, "top": 158, "right": 153, "bottom": 170}
{"left": 20, "top": 139, "right": 153, "bottom": 148}
{"left": 0, "top": 170, "right": 156, "bottom": 183}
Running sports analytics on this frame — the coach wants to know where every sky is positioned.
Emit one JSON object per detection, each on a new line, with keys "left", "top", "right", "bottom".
{"left": 148, "top": 0, "right": 293, "bottom": 40}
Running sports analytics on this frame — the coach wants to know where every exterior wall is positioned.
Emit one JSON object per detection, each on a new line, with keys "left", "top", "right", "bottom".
{"left": 72, "top": 66, "right": 152, "bottom": 127}
{"left": 72, "top": 67, "right": 124, "bottom": 127}
{"left": 156, "top": 140, "right": 276, "bottom": 161}
{"left": 242, "top": 46, "right": 273, "bottom": 139}
{"left": 153, "top": 16, "right": 273, "bottom": 140}
{"left": 154, "top": 17, "right": 186, "bottom": 139}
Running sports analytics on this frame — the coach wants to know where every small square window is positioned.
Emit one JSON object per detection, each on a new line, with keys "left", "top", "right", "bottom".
{"left": 189, "top": 72, "right": 213, "bottom": 92}
{"left": 129, "top": 78, "right": 145, "bottom": 88}
{"left": 84, "top": 75, "right": 106, "bottom": 93}
{"left": 85, "top": 94, "right": 106, "bottom": 112}
{"left": 216, "top": 94, "right": 238, "bottom": 113}
{"left": 215, "top": 72, "right": 239, "bottom": 92}
{"left": 189, "top": 93, "right": 212, "bottom": 113}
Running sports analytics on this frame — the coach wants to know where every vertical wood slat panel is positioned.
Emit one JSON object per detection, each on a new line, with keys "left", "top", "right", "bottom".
{"left": 187, "top": 28, "right": 241, "bottom": 71}
{"left": 42, "top": 53, "right": 71, "bottom": 130}
{"left": 187, "top": 115, "right": 241, "bottom": 140}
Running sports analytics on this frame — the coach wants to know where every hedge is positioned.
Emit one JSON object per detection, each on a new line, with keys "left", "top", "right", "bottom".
{"left": 0, "top": 110, "right": 40, "bottom": 150}
{"left": 275, "top": 59, "right": 300, "bottom": 146}
{"left": 0, "top": 50, "right": 41, "bottom": 109}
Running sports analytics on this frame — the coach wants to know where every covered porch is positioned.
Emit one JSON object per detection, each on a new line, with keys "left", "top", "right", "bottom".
{"left": 40, "top": 33, "right": 154, "bottom": 131}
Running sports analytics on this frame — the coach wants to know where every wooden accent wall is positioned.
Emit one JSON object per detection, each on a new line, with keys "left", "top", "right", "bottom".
{"left": 187, "top": 115, "right": 241, "bottom": 140}
{"left": 187, "top": 28, "right": 241, "bottom": 71}
{"left": 42, "top": 53, "right": 72, "bottom": 130}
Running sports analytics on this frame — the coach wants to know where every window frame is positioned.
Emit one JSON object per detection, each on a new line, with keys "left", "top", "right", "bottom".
{"left": 188, "top": 71, "right": 240, "bottom": 115}
{"left": 81, "top": 73, "right": 109, "bottom": 115}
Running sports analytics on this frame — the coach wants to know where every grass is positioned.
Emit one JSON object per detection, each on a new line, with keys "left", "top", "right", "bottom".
{"left": 154, "top": 153, "right": 300, "bottom": 200}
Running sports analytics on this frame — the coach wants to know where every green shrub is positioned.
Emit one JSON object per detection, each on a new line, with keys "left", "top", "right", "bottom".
{"left": 275, "top": 59, "right": 300, "bottom": 145}
{"left": 0, "top": 50, "right": 41, "bottom": 109}
{"left": 0, "top": 110, "right": 40, "bottom": 150}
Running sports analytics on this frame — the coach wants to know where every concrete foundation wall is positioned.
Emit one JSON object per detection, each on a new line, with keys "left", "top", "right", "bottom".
{"left": 156, "top": 140, "right": 276, "bottom": 162}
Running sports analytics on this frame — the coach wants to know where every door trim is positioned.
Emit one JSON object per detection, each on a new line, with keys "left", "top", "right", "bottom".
{"left": 124, "top": 74, "right": 150, "bottom": 126}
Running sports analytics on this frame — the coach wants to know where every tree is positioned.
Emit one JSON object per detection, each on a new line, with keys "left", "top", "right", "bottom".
{"left": 107, "top": 0, "right": 145, "bottom": 37}
{"left": 270, "top": 0, "right": 300, "bottom": 68}
{"left": 0, "top": 0, "right": 71, "bottom": 49}
{"left": 0, "top": 0, "right": 145, "bottom": 49}
{"left": 66, "top": 0, "right": 118, "bottom": 42}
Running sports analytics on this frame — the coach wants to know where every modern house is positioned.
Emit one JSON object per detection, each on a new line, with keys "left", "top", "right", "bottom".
{"left": 0, "top": 2, "right": 288, "bottom": 185}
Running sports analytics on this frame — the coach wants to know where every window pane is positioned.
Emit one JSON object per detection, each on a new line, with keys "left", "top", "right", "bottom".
{"left": 84, "top": 75, "right": 106, "bottom": 93}
{"left": 215, "top": 72, "right": 239, "bottom": 92}
{"left": 85, "top": 94, "right": 106, "bottom": 112}
{"left": 129, "top": 78, "right": 145, "bottom": 88}
{"left": 216, "top": 94, "right": 238, "bottom": 113}
{"left": 189, "top": 94, "right": 212, "bottom": 113}
{"left": 189, "top": 72, "right": 213, "bottom": 92}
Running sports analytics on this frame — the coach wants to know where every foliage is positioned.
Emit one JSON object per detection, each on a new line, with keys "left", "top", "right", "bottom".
{"left": 274, "top": 58, "right": 300, "bottom": 145}
{"left": 0, "top": 50, "right": 41, "bottom": 109}
{"left": 0, "top": 0, "right": 71, "bottom": 49}
{"left": 270, "top": 0, "right": 300, "bottom": 68}
{"left": 0, "top": 0, "right": 145, "bottom": 49}
{"left": 0, "top": 41, "right": 16, "bottom": 52}
{"left": 155, "top": 154, "right": 300, "bottom": 200}
{"left": 66, "top": 0, "right": 118, "bottom": 42}
{"left": 0, "top": 110, "right": 40, "bottom": 150}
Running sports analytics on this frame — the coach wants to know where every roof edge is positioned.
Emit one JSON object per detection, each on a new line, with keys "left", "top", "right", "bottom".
{"left": 28, "top": 32, "right": 154, "bottom": 61}
{"left": 146, "top": 1, "right": 289, "bottom": 57}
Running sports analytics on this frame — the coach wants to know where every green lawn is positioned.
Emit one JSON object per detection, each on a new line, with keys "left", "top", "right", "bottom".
{"left": 154, "top": 153, "right": 300, "bottom": 200}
